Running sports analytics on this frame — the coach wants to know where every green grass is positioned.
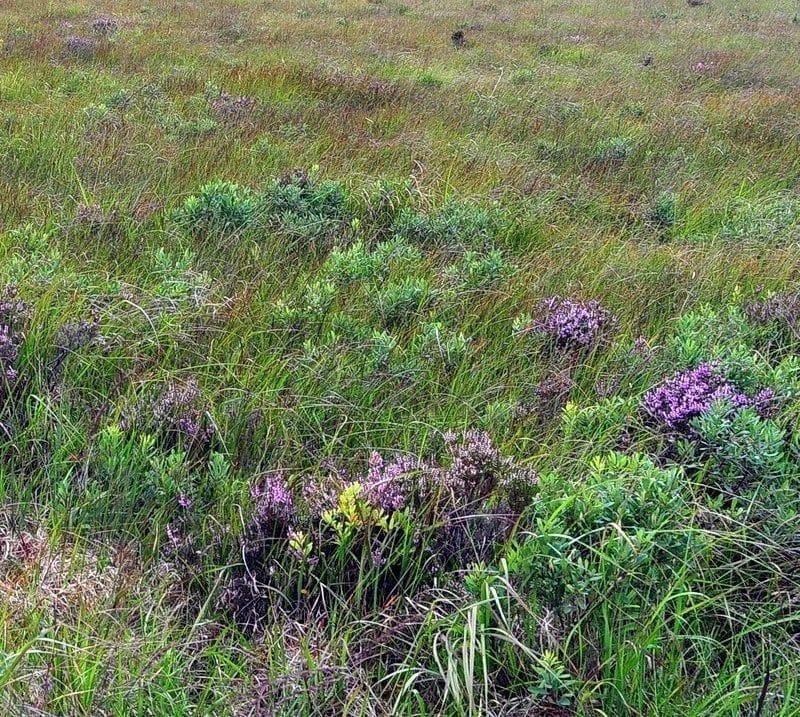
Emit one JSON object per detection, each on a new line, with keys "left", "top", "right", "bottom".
{"left": 0, "top": 1, "right": 799, "bottom": 715}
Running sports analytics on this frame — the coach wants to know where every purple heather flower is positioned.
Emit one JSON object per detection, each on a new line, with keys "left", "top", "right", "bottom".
{"left": 177, "top": 494, "right": 193, "bottom": 509}
{"left": 64, "top": 36, "right": 97, "bottom": 58}
{"left": 251, "top": 473, "right": 295, "bottom": 523}
{"left": 642, "top": 362, "right": 774, "bottom": 435}
{"left": 91, "top": 17, "right": 119, "bottom": 36}
{"left": 744, "top": 290, "right": 800, "bottom": 338}
{"left": 443, "top": 429, "right": 510, "bottom": 501}
{"left": 151, "top": 378, "right": 214, "bottom": 442}
{"left": 209, "top": 92, "right": 258, "bottom": 124}
{"left": 752, "top": 387, "right": 778, "bottom": 419}
{"left": 0, "top": 285, "right": 30, "bottom": 331}
{"left": 360, "top": 451, "right": 420, "bottom": 513}
{"left": 527, "top": 296, "right": 613, "bottom": 351}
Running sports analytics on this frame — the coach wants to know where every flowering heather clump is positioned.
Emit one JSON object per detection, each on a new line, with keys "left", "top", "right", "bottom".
{"left": 0, "top": 286, "right": 29, "bottom": 386}
{"left": 55, "top": 313, "right": 102, "bottom": 353}
{"left": 150, "top": 378, "right": 214, "bottom": 443}
{"left": 63, "top": 36, "right": 97, "bottom": 58}
{"left": 250, "top": 473, "right": 295, "bottom": 524}
{"left": 442, "top": 429, "right": 537, "bottom": 505}
{"left": 0, "top": 326, "right": 21, "bottom": 382}
{"left": 91, "top": 17, "right": 119, "bottom": 37}
{"left": 526, "top": 297, "right": 614, "bottom": 351}
{"left": 209, "top": 92, "right": 258, "bottom": 125}
{"left": 361, "top": 452, "right": 424, "bottom": 513}
{"left": 0, "top": 285, "right": 30, "bottom": 331}
{"left": 744, "top": 290, "right": 800, "bottom": 339}
{"left": 642, "top": 362, "right": 774, "bottom": 435}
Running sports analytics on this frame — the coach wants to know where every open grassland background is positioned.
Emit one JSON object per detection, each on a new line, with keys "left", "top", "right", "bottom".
{"left": 0, "top": 1, "right": 799, "bottom": 715}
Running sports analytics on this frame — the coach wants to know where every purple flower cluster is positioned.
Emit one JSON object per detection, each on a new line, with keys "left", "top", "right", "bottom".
{"left": 527, "top": 296, "right": 613, "bottom": 351}
{"left": 361, "top": 452, "right": 420, "bottom": 513}
{"left": 0, "top": 326, "right": 20, "bottom": 382}
{"left": 642, "top": 362, "right": 775, "bottom": 435}
{"left": 209, "top": 92, "right": 258, "bottom": 125}
{"left": 443, "top": 429, "right": 537, "bottom": 505}
{"left": 91, "top": 17, "right": 119, "bottom": 37}
{"left": 151, "top": 378, "right": 214, "bottom": 442}
{"left": 251, "top": 473, "right": 295, "bottom": 523}
{"left": 0, "top": 285, "right": 30, "bottom": 330}
{"left": 0, "top": 286, "right": 29, "bottom": 385}
{"left": 744, "top": 290, "right": 800, "bottom": 338}
{"left": 64, "top": 36, "right": 97, "bottom": 58}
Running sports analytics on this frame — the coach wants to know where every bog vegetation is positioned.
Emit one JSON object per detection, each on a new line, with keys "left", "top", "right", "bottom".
{"left": 0, "top": 0, "right": 799, "bottom": 715}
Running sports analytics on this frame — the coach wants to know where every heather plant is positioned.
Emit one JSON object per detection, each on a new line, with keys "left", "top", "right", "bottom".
{"left": 122, "top": 377, "right": 215, "bottom": 450}
{"left": 520, "top": 296, "right": 615, "bottom": 353}
{"left": 91, "top": 17, "right": 120, "bottom": 38}
{"left": 642, "top": 362, "right": 752, "bottom": 436}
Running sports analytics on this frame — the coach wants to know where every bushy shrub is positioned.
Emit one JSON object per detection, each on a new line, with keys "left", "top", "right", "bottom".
{"left": 590, "top": 136, "right": 634, "bottom": 165}
{"left": 376, "top": 276, "right": 430, "bottom": 327}
{"left": 259, "top": 168, "right": 349, "bottom": 241}
{"left": 174, "top": 180, "right": 256, "bottom": 233}
{"left": 392, "top": 200, "right": 499, "bottom": 248}
{"left": 444, "top": 247, "right": 512, "bottom": 290}
{"left": 648, "top": 191, "right": 679, "bottom": 229}
{"left": 678, "top": 402, "right": 792, "bottom": 488}
{"left": 508, "top": 452, "right": 696, "bottom": 615}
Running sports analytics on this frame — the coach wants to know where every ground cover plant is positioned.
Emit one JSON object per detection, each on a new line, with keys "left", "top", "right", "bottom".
{"left": 0, "top": 0, "right": 799, "bottom": 714}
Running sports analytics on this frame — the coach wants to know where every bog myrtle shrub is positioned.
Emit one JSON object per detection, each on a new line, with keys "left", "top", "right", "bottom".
{"left": 508, "top": 452, "right": 697, "bottom": 615}
{"left": 678, "top": 401, "right": 792, "bottom": 487}
{"left": 259, "top": 168, "right": 349, "bottom": 240}
{"left": 648, "top": 191, "right": 679, "bottom": 229}
{"left": 175, "top": 180, "right": 256, "bottom": 233}
{"left": 411, "top": 322, "right": 472, "bottom": 371}
{"left": 391, "top": 200, "right": 499, "bottom": 247}
{"left": 376, "top": 276, "right": 430, "bottom": 327}
{"left": 323, "top": 240, "right": 383, "bottom": 285}
{"left": 590, "top": 135, "right": 635, "bottom": 165}
{"left": 175, "top": 171, "right": 348, "bottom": 240}
{"left": 444, "top": 247, "right": 511, "bottom": 290}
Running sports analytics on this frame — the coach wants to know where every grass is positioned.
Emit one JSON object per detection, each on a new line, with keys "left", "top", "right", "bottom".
{"left": 0, "top": 0, "right": 799, "bottom": 715}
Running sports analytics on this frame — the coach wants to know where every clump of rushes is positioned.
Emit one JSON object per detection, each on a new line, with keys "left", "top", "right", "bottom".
{"left": 642, "top": 361, "right": 775, "bottom": 436}
{"left": 522, "top": 296, "right": 614, "bottom": 352}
